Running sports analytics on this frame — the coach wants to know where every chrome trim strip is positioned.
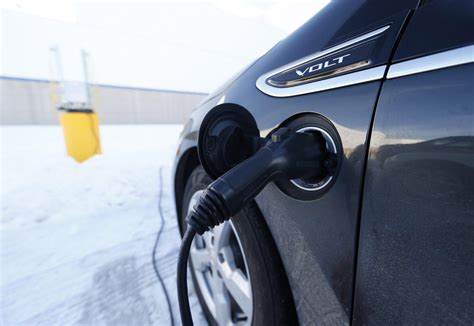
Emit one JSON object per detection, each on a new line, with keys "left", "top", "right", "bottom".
{"left": 387, "top": 45, "right": 474, "bottom": 79}
{"left": 256, "top": 25, "right": 390, "bottom": 97}
{"left": 257, "top": 65, "right": 386, "bottom": 97}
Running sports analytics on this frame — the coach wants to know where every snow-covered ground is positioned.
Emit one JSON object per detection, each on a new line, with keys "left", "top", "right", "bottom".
{"left": 1, "top": 125, "right": 206, "bottom": 325}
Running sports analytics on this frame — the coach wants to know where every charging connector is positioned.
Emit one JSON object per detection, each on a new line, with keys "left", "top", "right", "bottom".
{"left": 177, "top": 127, "right": 335, "bottom": 325}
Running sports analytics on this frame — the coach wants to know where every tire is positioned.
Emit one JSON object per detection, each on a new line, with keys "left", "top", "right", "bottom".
{"left": 181, "top": 165, "right": 298, "bottom": 325}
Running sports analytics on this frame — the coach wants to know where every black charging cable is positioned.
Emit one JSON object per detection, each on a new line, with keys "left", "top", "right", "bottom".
{"left": 152, "top": 167, "right": 175, "bottom": 326}
{"left": 177, "top": 128, "right": 335, "bottom": 325}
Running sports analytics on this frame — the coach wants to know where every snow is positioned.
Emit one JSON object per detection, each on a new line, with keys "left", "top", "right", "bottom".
{"left": 1, "top": 125, "right": 206, "bottom": 325}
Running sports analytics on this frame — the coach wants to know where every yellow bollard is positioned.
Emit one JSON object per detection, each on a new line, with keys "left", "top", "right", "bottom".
{"left": 59, "top": 111, "right": 102, "bottom": 163}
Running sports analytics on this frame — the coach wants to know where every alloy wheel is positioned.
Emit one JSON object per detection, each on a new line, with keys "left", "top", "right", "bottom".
{"left": 188, "top": 190, "right": 253, "bottom": 325}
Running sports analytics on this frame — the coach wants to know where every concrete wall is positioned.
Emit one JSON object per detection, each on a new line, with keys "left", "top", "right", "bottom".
{"left": 1, "top": 77, "right": 207, "bottom": 125}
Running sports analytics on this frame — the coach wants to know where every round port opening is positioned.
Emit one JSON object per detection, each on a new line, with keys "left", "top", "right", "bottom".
{"left": 290, "top": 126, "right": 337, "bottom": 191}
{"left": 274, "top": 114, "right": 342, "bottom": 201}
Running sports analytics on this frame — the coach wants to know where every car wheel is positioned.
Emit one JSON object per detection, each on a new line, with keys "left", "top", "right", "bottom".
{"left": 181, "top": 166, "right": 298, "bottom": 325}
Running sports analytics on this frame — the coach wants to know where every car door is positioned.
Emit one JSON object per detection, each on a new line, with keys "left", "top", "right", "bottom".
{"left": 353, "top": 0, "right": 474, "bottom": 324}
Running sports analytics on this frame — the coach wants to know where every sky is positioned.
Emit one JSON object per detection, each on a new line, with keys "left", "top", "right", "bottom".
{"left": 1, "top": 0, "right": 330, "bottom": 93}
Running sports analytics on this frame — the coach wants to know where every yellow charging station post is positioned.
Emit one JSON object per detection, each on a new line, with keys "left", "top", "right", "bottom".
{"left": 50, "top": 47, "right": 102, "bottom": 163}
{"left": 59, "top": 109, "right": 101, "bottom": 163}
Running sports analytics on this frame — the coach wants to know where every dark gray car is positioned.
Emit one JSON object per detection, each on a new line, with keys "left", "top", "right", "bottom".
{"left": 173, "top": 0, "right": 474, "bottom": 324}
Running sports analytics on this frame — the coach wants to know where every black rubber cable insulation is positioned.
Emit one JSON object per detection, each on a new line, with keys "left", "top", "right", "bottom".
{"left": 152, "top": 167, "right": 175, "bottom": 326}
{"left": 177, "top": 228, "right": 197, "bottom": 326}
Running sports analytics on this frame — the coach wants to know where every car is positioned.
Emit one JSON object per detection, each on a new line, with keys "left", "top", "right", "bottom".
{"left": 172, "top": 0, "right": 474, "bottom": 324}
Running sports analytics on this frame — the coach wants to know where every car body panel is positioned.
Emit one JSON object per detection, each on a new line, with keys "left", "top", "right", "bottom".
{"left": 175, "top": 81, "right": 381, "bottom": 325}
{"left": 353, "top": 63, "right": 474, "bottom": 325}
{"left": 353, "top": 0, "right": 474, "bottom": 323}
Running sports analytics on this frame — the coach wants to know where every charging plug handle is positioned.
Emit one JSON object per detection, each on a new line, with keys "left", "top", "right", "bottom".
{"left": 187, "top": 128, "right": 329, "bottom": 235}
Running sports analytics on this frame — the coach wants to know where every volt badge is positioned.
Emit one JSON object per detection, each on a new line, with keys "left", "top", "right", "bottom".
{"left": 267, "top": 42, "right": 375, "bottom": 87}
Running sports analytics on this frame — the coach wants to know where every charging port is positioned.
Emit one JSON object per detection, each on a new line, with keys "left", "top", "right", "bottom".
{"left": 275, "top": 114, "right": 342, "bottom": 200}
{"left": 199, "top": 107, "right": 342, "bottom": 200}
{"left": 291, "top": 126, "right": 338, "bottom": 190}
